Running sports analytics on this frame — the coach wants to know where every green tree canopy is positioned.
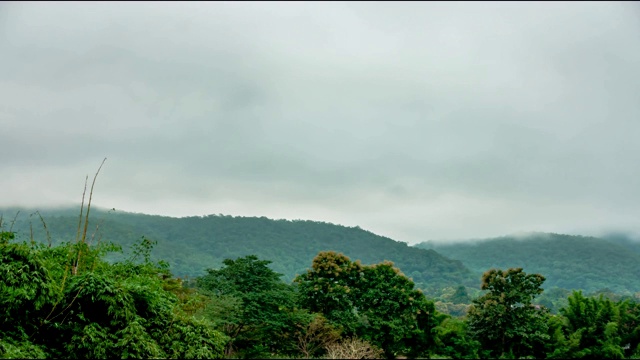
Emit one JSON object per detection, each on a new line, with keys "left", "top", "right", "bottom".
{"left": 467, "top": 268, "right": 550, "bottom": 359}
{"left": 0, "top": 232, "right": 227, "bottom": 359}
{"left": 196, "top": 255, "right": 301, "bottom": 358}
{"left": 549, "top": 291, "right": 625, "bottom": 359}
{"left": 295, "top": 251, "right": 440, "bottom": 359}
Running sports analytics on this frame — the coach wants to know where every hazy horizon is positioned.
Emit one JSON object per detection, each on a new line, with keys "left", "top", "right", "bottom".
{"left": 2, "top": 2, "right": 640, "bottom": 244}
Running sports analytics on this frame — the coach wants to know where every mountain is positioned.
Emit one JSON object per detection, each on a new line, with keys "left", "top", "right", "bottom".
{"left": 600, "top": 232, "right": 640, "bottom": 255}
{"left": 415, "top": 232, "right": 640, "bottom": 294}
{"left": 0, "top": 206, "right": 476, "bottom": 295}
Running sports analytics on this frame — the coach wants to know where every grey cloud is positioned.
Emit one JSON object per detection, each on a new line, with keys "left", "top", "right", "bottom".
{"left": 1, "top": 2, "right": 639, "bottom": 242}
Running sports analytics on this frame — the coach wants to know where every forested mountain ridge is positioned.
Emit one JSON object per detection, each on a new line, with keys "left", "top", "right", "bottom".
{"left": 5, "top": 227, "right": 640, "bottom": 359}
{"left": 0, "top": 206, "right": 476, "bottom": 295}
{"left": 601, "top": 232, "right": 640, "bottom": 255}
{"left": 415, "top": 232, "right": 640, "bottom": 294}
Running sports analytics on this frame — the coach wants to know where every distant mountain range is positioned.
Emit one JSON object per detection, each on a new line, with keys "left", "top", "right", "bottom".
{"left": 415, "top": 232, "right": 640, "bottom": 294}
{"left": 3, "top": 206, "right": 640, "bottom": 296}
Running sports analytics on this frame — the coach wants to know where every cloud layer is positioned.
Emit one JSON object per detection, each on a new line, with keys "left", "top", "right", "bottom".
{"left": 2, "top": 2, "right": 639, "bottom": 243}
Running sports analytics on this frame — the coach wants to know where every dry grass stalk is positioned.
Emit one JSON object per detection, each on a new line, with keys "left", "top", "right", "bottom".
{"left": 73, "top": 157, "right": 106, "bottom": 275}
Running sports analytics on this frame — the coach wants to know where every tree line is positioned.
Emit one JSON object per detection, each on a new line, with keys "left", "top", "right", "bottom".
{"left": 4, "top": 207, "right": 476, "bottom": 295}
{"left": 2, "top": 229, "right": 640, "bottom": 359}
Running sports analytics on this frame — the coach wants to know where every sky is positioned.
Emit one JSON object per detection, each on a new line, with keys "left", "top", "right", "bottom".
{"left": 1, "top": 1, "right": 640, "bottom": 244}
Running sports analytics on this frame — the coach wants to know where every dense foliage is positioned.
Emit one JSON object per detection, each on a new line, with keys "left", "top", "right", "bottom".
{"left": 0, "top": 232, "right": 227, "bottom": 359}
{"left": 295, "top": 251, "right": 440, "bottom": 358}
{"left": 467, "top": 268, "right": 549, "bottom": 358}
{"left": 196, "top": 255, "right": 304, "bottom": 358}
{"left": 3, "top": 205, "right": 640, "bottom": 359}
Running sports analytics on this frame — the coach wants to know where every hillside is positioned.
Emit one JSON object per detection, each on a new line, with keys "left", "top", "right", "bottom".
{"left": 415, "top": 232, "right": 640, "bottom": 294}
{"left": 0, "top": 206, "right": 476, "bottom": 295}
{"left": 601, "top": 232, "right": 640, "bottom": 255}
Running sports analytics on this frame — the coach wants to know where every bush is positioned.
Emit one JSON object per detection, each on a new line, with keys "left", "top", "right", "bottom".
{"left": 324, "top": 337, "right": 383, "bottom": 359}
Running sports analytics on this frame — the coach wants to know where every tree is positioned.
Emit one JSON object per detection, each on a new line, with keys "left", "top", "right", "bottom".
{"left": 618, "top": 299, "right": 640, "bottom": 358}
{"left": 196, "top": 255, "right": 299, "bottom": 358}
{"left": 467, "top": 268, "right": 550, "bottom": 358}
{"left": 295, "top": 251, "right": 440, "bottom": 359}
{"left": 432, "top": 317, "right": 480, "bottom": 359}
{"left": 356, "top": 261, "right": 439, "bottom": 358}
{"left": 451, "top": 285, "right": 472, "bottom": 304}
{"left": 549, "top": 291, "right": 625, "bottom": 359}
{"left": 294, "top": 251, "right": 364, "bottom": 336}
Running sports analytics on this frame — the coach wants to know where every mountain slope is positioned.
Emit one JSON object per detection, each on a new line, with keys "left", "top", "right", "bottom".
{"left": 0, "top": 206, "right": 476, "bottom": 294}
{"left": 600, "top": 232, "right": 640, "bottom": 256}
{"left": 415, "top": 232, "right": 640, "bottom": 294}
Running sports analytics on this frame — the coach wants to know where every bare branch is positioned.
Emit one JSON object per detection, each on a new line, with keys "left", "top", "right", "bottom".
{"left": 8, "top": 210, "right": 20, "bottom": 233}
{"left": 81, "top": 157, "right": 107, "bottom": 245}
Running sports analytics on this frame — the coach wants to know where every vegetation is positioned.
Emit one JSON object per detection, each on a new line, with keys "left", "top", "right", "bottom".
{"left": 4, "top": 219, "right": 640, "bottom": 358}
{"left": 11, "top": 209, "right": 640, "bottom": 301}
{"left": 467, "top": 268, "right": 549, "bottom": 358}
{"left": 0, "top": 231, "right": 228, "bottom": 359}
{"left": 416, "top": 233, "right": 640, "bottom": 295}
{"left": 196, "top": 255, "right": 303, "bottom": 358}
{"left": 2, "top": 206, "right": 476, "bottom": 296}
{"left": 2, "top": 169, "right": 640, "bottom": 358}
{"left": 295, "top": 251, "right": 440, "bottom": 358}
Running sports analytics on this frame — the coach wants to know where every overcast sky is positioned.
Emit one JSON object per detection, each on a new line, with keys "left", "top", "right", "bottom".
{"left": 1, "top": 1, "right": 640, "bottom": 243}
